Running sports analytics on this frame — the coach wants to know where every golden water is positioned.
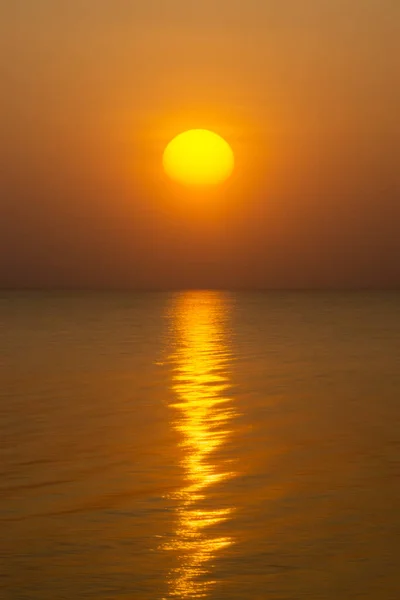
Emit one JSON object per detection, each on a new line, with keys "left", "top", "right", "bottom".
{"left": 1, "top": 291, "right": 399, "bottom": 599}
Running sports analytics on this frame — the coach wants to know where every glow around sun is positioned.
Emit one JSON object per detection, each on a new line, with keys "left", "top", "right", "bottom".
{"left": 163, "top": 129, "right": 234, "bottom": 186}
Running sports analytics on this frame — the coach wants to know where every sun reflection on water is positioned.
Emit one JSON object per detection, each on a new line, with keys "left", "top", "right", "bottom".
{"left": 164, "top": 291, "right": 237, "bottom": 599}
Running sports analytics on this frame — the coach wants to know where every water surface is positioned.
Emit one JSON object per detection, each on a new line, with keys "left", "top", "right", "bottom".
{"left": 1, "top": 291, "right": 399, "bottom": 599}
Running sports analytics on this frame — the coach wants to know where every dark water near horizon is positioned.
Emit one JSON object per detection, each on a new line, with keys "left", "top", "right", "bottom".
{"left": 1, "top": 291, "right": 399, "bottom": 599}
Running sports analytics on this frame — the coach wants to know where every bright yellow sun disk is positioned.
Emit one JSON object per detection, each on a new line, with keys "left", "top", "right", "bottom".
{"left": 163, "top": 129, "right": 234, "bottom": 186}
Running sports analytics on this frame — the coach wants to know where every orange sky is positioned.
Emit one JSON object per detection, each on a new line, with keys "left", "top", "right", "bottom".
{"left": 1, "top": 1, "right": 399, "bottom": 288}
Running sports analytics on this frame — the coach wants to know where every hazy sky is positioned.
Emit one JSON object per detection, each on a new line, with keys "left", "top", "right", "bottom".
{"left": 1, "top": 0, "right": 399, "bottom": 288}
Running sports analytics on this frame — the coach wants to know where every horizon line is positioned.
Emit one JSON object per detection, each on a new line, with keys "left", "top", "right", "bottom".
{"left": 1, "top": 287, "right": 399, "bottom": 293}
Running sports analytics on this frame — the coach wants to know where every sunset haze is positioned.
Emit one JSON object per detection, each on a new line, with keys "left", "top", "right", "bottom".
{"left": 1, "top": 1, "right": 399, "bottom": 288}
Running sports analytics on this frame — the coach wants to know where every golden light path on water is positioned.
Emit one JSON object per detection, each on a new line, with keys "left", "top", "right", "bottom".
{"left": 163, "top": 292, "right": 237, "bottom": 599}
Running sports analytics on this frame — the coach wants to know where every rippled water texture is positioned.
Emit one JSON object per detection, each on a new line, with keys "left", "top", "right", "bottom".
{"left": 1, "top": 291, "right": 399, "bottom": 599}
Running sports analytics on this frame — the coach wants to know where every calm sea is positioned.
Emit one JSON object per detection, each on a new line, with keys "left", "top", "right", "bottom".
{"left": 1, "top": 291, "right": 399, "bottom": 599}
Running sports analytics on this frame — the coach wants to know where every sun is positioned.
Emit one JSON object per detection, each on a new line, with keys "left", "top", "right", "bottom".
{"left": 163, "top": 129, "right": 234, "bottom": 186}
